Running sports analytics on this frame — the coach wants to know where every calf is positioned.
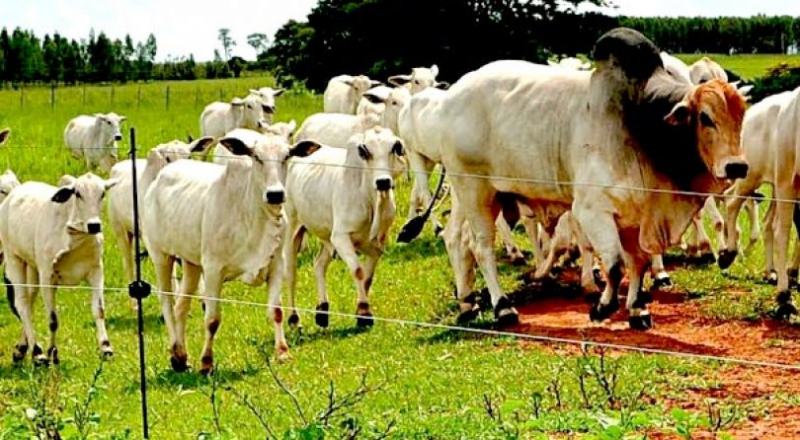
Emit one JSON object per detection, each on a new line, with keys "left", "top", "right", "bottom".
{"left": 64, "top": 113, "right": 126, "bottom": 172}
{"left": 324, "top": 75, "right": 382, "bottom": 114}
{"left": 108, "top": 136, "right": 215, "bottom": 308}
{"left": 142, "top": 130, "right": 320, "bottom": 373}
{"left": 0, "top": 173, "right": 117, "bottom": 364}
{"left": 284, "top": 127, "right": 404, "bottom": 328}
{"left": 200, "top": 95, "right": 269, "bottom": 139}
{"left": 248, "top": 87, "right": 284, "bottom": 115}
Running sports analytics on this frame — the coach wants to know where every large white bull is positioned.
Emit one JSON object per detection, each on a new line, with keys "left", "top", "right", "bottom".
{"left": 435, "top": 28, "right": 747, "bottom": 329}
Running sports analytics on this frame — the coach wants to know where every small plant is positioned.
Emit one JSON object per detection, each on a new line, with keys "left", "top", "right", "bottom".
{"left": 23, "top": 367, "right": 65, "bottom": 440}
{"left": 68, "top": 358, "right": 107, "bottom": 439}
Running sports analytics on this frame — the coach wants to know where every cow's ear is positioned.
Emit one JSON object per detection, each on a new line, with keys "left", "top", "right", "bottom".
{"left": 273, "top": 88, "right": 285, "bottom": 97}
{"left": 190, "top": 136, "right": 216, "bottom": 154}
{"left": 363, "top": 93, "right": 385, "bottom": 105}
{"left": 665, "top": 102, "right": 691, "bottom": 126}
{"left": 435, "top": 81, "right": 450, "bottom": 90}
{"left": 249, "top": 89, "right": 260, "bottom": 95}
{"left": 430, "top": 64, "right": 439, "bottom": 77}
{"left": 358, "top": 144, "right": 372, "bottom": 161}
{"left": 392, "top": 140, "right": 405, "bottom": 156}
{"left": 289, "top": 140, "right": 322, "bottom": 158}
{"left": 369, "top": 80, "right": 383, "bottom": 88}
{"left": 105, "top": 178, "right": 120, "bottom": 191}
{"left": 0, "top": 128, "right": 9, "bottom": 145}
{"left": 231, "top": 97, "right": 244, "bottom": 107}
{"left": 118, "top": 116, "right": 127, "bottom": 122}
{"left": 51, "top": 186, "right": 75, "bottom": 203}
{"left": 287, "top": 119, "right": 297, "bottom": 133}
{"left": 388, "top": 75, "right": 412, "bottom": 87}
{"left": 343, "top": 79, "right": 355, "bottom": 87}
{"left": 219, "top": 137, "right": 254, "bottom": 157}
{"left": 58, "top": 175, "right": 76, "bottom": 186}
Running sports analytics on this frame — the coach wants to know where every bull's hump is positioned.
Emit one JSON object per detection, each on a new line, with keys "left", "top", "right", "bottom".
{"left": 592, "top": 27, "right": 662, "bottom": 82}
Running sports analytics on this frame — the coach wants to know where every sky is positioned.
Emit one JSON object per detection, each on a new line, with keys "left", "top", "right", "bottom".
{"left": 1, "top": 0, "right": 799, "bottom": 62}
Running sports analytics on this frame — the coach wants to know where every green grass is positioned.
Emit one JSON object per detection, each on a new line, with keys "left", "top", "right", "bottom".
{"left": 676, "top": 53, "right": 800, "bottom": 80}
{"left": 0, "top": 73, "right": 794, "bottom": 439}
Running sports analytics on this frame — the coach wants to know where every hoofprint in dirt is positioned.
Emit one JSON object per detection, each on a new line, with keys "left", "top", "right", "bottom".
{"left": 502, "top": 265, "right": 800, "bottom": 439}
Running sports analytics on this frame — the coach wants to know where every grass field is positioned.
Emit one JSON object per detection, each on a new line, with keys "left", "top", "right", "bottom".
{"left": 0, "top": 71, "right": 798, "bottom": 439}
{"left": 676, "top": 53, "right": 800, "bottom": 79}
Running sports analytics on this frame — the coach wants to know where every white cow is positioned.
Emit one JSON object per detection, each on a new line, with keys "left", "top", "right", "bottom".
{"left": 108, "top": 136, "right": 216, "bottom": 305}
{"left": 142, "top": 129, "right": 321, "bottom": 373}
{"left": 389, "top": 65, "right": 449, "bottom": 95}
{"left": 200, "top": 95, "right": 269, "bottom": 139}
{"left": 323, "top": 75, "right": 382, "bottom": 114}
{"left": 356, "top": 86, "right": 412, "bottom": 134}
{"left": 248, "top": 87, "right": 285, "bottom": 115}
{"left": 0, "top": 173, "right": 117, "bottom": 364}
{"left": 212, "top": 121, "right": 297, "bottom": 164}
{"left": 284, "top": 127, "right": 404, "bottom": 328}
{"left": 64, "top": 113, "right": 126, "bottom": 172}
{"left": 690, "top": 57, "right": 729, "bottom": 84}
{"left": 435, "top": 28, "right": 747, "bottom": 328}
{"left": 721, "top": 87, "right": 800, "bottom": 317}
{"left": 547, "top": 57, "right": 592, "bottom": 71}
{"left": 660, "top": 52, "right": 693, "bottom": 85}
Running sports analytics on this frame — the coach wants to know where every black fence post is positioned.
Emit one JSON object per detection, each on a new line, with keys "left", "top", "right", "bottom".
{"left": 128, "top": 128, "right": 152, "bottom": 439}
{"left": 165, "top": 86, "right": 170, "bottom": 111}
{"left": 50, "top": 83, "right": 56, "bottom": 110}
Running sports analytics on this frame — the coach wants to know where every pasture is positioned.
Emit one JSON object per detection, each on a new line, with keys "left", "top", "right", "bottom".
{"left": 0, "top": 72, "right": 798, "bottom": 439}
{"left": 676, "top": 53, "right": 800, "bottom": 79}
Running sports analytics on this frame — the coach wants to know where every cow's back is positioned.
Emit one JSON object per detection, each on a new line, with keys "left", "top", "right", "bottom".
{"left": 286, "top": 147, "right": 346, "bottom": 239}
{"left": 439, "top": 61, "right": 591, "bottom": 202}
{"left": 324, "top": 76, "right": 355, "bottom": 114}
{"left": 201, "top": 102, "right": 233, "bottom": 137}
{"left": 0, "top": 182, "right": 60, "bottom": 264}
{"left": 64, "top": 115, "right": 96, "bottom": 151}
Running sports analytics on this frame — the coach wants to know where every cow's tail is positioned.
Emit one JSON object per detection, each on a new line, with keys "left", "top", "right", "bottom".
{"left": 5, "top": 275, "right": 19, "bottom": 319}
{"left": 397, "top": 167, "right": 447, "bottom": 243}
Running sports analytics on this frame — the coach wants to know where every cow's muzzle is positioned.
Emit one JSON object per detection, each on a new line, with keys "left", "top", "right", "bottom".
{"left": 265, "top": 190, "right": 285, "bottom": 205}
{"left": 375, "top": 177, "right": 393, "bottom": 192}
{"left": 724, "top": 161, "right": 749, "bottom": 180}
{"left": 262, "top": 105, "right": 275, "bottom": 114}
{"left": 114, "top": 134, "right": 123, "bottom": 141}
{"left": 87, "top": 222, "right": 102, "bottom": 235}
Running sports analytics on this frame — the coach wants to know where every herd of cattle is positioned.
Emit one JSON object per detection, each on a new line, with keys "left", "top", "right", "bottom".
{"left": 1, "top": 27, "right": 799, "bottom": 374}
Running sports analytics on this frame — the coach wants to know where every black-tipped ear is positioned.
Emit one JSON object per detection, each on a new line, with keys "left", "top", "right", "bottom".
{"left": 273, "top": 88, "right": 285, "bottom": 97}
{"left": 392, "top": 140, "right": 405, "bottom": 156}
{"left": 219, "top": 137, "right": 254, "bottom": 156}
{"left": 435, "top": 81, "right": 450, "bottom": 90}
{"left": 363, "top": 93, "right": 385, "bottom": 105}
{"left": 388, "top": 75, "right": 411, "bottom": 87}
{"left": 665, "top": 102, "right": 691, "bottom": 126}
{"left": 186, "top": 133, "right": 194, "bottom": 143}
{"left": 289, "top": 140, "right": 322, "bottom": 158}
{"left": 358, "top": 144, "right": 372, "bottom": 160}
{"left": 190, "top": 136, "right": 216, "bottom": 154}
{"left": 51, "top": 187, "right": 75, "bottom": 203}
{"left": 0, "top": 129, "right": 10, "bottom": 145}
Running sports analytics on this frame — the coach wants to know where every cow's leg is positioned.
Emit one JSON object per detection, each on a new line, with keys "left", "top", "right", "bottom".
{"left": 39, "top": 273, "right": 59, "bottom": 365}
{"left": 521, "top": 216, "right": 545, "bottom": 268}
{"left": 407, "top": 151, "right": 433, "bottom": 220}
{"left": 744, "top": 198, "right": 762, "bottom": 253}
{"left": 533, "top": 222, "right": 567, "bottom": 280}
{"left": 693, "top": 210, "right": 715, "bottom": 263}
{"left": 117, "top": 229, "right": 139, "bottom": 310}
{"left": 763, "top": 198, "right": 777, "bottom": 282}
{"left": 442, "top": 194, "right": 479, "bottom": 323}
{"left": 7, "top": 257, "right": 36, "bottom": 363}
{"left": 650, "top": 255, "right": 672, "bottom": 288}
{"left": 312, "top": 244, "right": 335, "bottom": 328}
{"left": 620, "top": 229, "right": 653, "bottom": 330}
{"left": 87, "top": 267, "right": 112, "bottom": 357}
{"left": 152, "top": 253, "right": 182, "bottom": 370}
{"left": 496, "top": 215, "right": 525, "bottom": 265}
{"left": 451, "top": 180, "right": 517, "bottom": 325}
{"left": 173, "top": 260, "right": 202, "bottom": 368}
{"left": 573, "top": 206, "right": 623, "bottom": 322}
{"left": 283, "top": 225, "right": 305, "bottom": 328}
{"left": 265, "top": 250, "right": 289, "bottom": 360}
{"left": 773, "top": 183, "right": 797, "bottom": 319}
{"left": 721, "top": 180, "right": 759, "bottom": 269}
{"left": 199, "top": 269, "right": 223, "bottom": 375}
{"left": 331, "top": 233, "right": 374, "bottom": 327}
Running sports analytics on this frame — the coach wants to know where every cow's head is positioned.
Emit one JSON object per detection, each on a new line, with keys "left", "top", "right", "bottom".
{"left": 218, "top": 134, "right": 321, "bottom": 209}
{"left": 249, "top": 87, "right": 284, "bottom": 115}
{"left": 149, "top": 136, "right": 216, "bottom": 166}
{"left": 389, "top": 65, "right": 448, "bottom": 94}
{"left": 95, "top": 113, "right": 126, "bottom": 143}
{"left": 0, "top": 128, "right": 10, "bottom": 145}
{"left": 52, "top": 173, "right": 118, "bottom": 236}
{"left": 261, "top": 120, "right": 297, "bottom": 141}
{"left": 665, "top": 79, "right": 748, "bottom": 181}
{"left": 232, "top": 95, "right": 270, "bottom": 129}
{"left": 0, "top": 169, "right": 20, "bottom": 204}
{"left": 361, "top": 88, "right": 412, "bottom": 134}
{"left": 350, "top": 127, "right": 406, "bottom": 193}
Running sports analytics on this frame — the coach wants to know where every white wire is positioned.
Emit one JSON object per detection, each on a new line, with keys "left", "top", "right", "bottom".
{"left": 4, "top": 281, "right": 798, "bottom": 371}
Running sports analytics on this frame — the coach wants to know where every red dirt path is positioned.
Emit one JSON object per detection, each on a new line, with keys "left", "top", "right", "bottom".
{"left": 507, "top": 266, "right": 800, "bottom": 439}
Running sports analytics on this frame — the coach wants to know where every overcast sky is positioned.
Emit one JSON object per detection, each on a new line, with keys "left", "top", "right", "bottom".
{"left": 1, "top": 0, "right": 798, "bottom": 62}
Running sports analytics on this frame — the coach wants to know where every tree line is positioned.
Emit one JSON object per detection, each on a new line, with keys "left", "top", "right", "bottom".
{"left": 263, "top": 0, "right": 800, "bottom": 91}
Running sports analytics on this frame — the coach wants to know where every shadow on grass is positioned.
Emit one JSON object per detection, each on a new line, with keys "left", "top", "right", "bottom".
{"left": 144, "top": 362, "right": 260, "bottom": 391}
{"left": 284, "top": 325, "right": 371, "bottom": 348}
{"left": 106, "top": 313, "right": 164, "bottom": 331}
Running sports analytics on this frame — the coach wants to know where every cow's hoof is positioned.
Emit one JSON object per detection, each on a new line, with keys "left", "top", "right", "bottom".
{"left": 592, "top": 268, "right": 606, "bottom": 289}
{"left": 276, "top": 346, "right": 291, "bottom": 363}
{"left": 494, "top": 297, "right": 519, "bottom": 327}
{"left": 774, "top": 291, "right": 797, "bottom": 320}
{"left": 698, "top": 252, "right": 716, "bottom": 265}
{"left": 33, "top": 345, "right": 49, "bottom": 367}
{"left": 456, "top": 302, "right": 480, "bottom": 325}
{"left": 100, "top": 340, "right": 113, "bottom": 358}
{"left": 628, "top": 313, "right": 653, "bottom": 331}
{"left": 12, "top": 343, "right": 28, "bottom": 363}
{"left": 199, "top": 356, "right": 214, "bottom": 377}
{"left": 170, "top": 355, "right": 189, "bottom": 373}
{"left": 288, "top": 312, "right": 300, "bottom": 328}
{"left": 789, "top": 268, "right": 799, "bottom": 281}
{"left": 717, "top": 249, "right": 737, "bottom": 270}
{"left": 509, "top": 254, "right": 527, "bottom": 266}
{"left": 590, "top": 296, "right": 619, "bottom": 322}
{"left": 315, "top": 303, "right": 330, "bottom": 328}
{"left": 48, "top": 347, "right": 60, "bottom": 365}
{"left": 632, "top": 291, "right": 653, "bottom": 309}
{"left": 652, "top": 275, "right": 672, "bottom": 289}
{"left": 764, "top": 270, "right": 779, "bottom": 285}
{"left": 356, "top": 303, "right": 374, "bottom": 328}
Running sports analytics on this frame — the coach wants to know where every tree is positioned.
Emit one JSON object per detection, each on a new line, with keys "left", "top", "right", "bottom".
{"left": 247, "top": 32, "right": 269, "bottom": 57}
{"left": 218, "top": 28, "right": 236, "bottom": 61}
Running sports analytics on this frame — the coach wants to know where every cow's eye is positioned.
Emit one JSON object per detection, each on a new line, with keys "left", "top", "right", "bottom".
{"left": 699, "top": 112, "right": 715, "bottom": 128}
{"left": 414, "top": 80, "right": 420, "bottom": 85}
{"left": 75, "top": 191, "right": 82, "bottom": 199}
